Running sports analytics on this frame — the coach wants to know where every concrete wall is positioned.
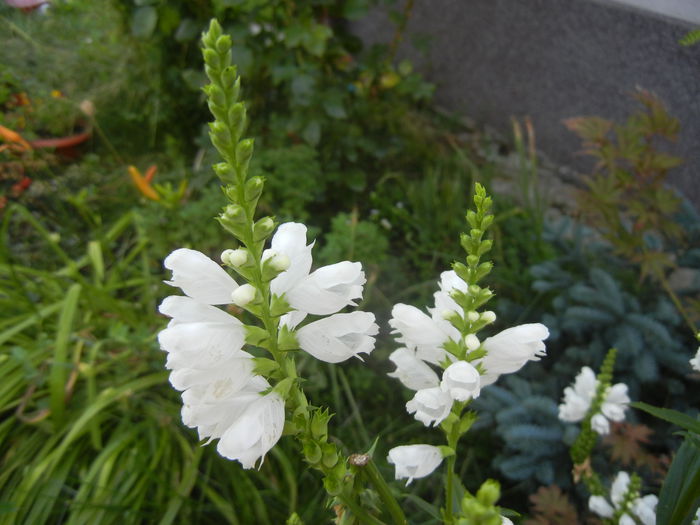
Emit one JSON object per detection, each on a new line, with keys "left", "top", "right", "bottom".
{"left": 354, "top": 0, "right": 700, "bottom": 203}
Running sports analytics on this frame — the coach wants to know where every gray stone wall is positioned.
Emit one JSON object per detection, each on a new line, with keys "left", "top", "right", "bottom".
{"left": 354, "top": 0, "right": 700, "bottom": 204}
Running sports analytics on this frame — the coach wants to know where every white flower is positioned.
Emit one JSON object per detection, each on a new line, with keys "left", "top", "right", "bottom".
{"left": 269, "top": 222, "right": 365, "bottom": 320}
{"left": 501, "top": 518, "right": 513, "bottom": 525}
{"left": 557, "top": 366, "right": 629, "bottom": 435}
{"left": 164, "top": 248, "right": 238, "bottom": 304}
{"left": 388, "top": 348, "right": 440, "bottom": 391}
{"left": 387, "top": 444, "right": 444, "bottom": 484}
{"left": 589, "top": 472, "right": 657, "bottom": 525}
{"left": 601, "top": 383, "right": 630, "bottom": 422}
{"left": 160, "top": 254, "right": 286, "bottom": 469}
{"left": 632, "top": 494, "right": 658, "bottom": 525}
{"left": 441, "top": 361, "right": 481, "bottom": 401}
{"left": 478, "top": 323, "right": 549, "bottom": 386}
{"left": 406, "top": 387, "right": 453, "bottom": 426}
{"left": 690, "top": 346, "right": 700, "bottom": 372}
{"left": 558, "top": 366, "right": 597, "bottom": 422}
{"left": 389, "top": 303, "right": 454, "bottom": 365}
{"left": 217, "top": 390, "right": 285, "bottom": 469}
{"left": 158, "top": 296, "right": 247, "bottom": 369}
{"left": 296, "top": 311, "right": 378, "bottom": 363}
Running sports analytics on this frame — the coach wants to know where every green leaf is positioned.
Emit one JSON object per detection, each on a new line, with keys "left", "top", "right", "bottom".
{"left": 131, "top": 6, "right": 158, "bottom": 38}
{"left": 632, "top": 402, "right": 700, "bottom": 434}
{"left": 657, "top": 433, "right": 700, "bottom": 525}
{"left": 50, "top": 284, "right": 81, "bottom": 430}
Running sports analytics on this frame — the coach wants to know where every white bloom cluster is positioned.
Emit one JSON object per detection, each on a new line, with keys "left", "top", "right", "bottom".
{"left": 589, "top": 472, "right": 657, "bottom": 525}
{"left": 690, "top": 346, "right": 700, "bottom": 372}
{"left": 158, "top": 222, "right": 377, "bottom": 468}
{"left": 558, "top": 366, "right": 630, "bottom": 435}
{"left": 388, "top": 270, "right": 549, "bottom": 427}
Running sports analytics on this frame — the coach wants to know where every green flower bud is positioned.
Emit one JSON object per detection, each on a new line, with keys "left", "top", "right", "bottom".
{"left": 228, "top": 103, "right": 247, "bottom": 139}
{"left": 253, "top": 216, "right": 275, "bottom": 241}
{"left": 476, "top": 479, "right": 501, "bottom": 506}
{"left": 221, "top": 67, "right": 239, "bottom": 93}
{"left": 213, "top": 162, "right": 236, "bottom": 183}
{"left": 215, "top": 35, "right": 232, "bottom": 55}
{"left": 237, "top": 138, "right": 255, "bottom": 173}
{"left": 303, "top": 440, "right": 322, "bottom": 465}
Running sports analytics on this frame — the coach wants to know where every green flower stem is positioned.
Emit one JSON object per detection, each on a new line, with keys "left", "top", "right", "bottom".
{"left": 362, "top": 459, "right": 408, "bottom": 525}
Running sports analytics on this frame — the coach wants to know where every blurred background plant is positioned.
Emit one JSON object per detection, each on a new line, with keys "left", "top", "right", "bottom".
{"left": 0, "top": 0, "right": 698, "bottom": 523}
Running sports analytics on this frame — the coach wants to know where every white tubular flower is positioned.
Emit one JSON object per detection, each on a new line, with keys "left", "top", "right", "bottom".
{"left": 389, "top": 304, "right": 454, "bottom": 365}
{"left": 501, "top": 518, "right": 514, "bottom": 525}
{"left": 269, "top": 222, "right": 366, "bottom": 318}
{"left": 591, "top": 413, "right": 611, "bottom": 435}
{"left": 164, "top": 248, "right": 238, "bottom": 305}
{"left": 588, "top": 495, "right": 614, "bottom": 518}
{"left": 632, "top": 495, "right": 658, "bottom": 525}
{"left": 589, "top": 472, "right": 657, "bottom": 525}
{"left": 479, "top": 323, "right": 549, "bottom": 386}
{"left": 159, "top": 296, "right": 283, "bottom": 469}
{"left": 217, "top": 390, "right": 285, "bottom": 469}
{"left": 296, "top": 311, "right": 378, "bottom": 363}
{"left": 690, "top": 346, "right": 700, "bottom": 372}
{"left": 601, "top": 383, "right": 630, "bottom": 422}
{"left": 158, "top": 296, "right": 247, "bottom": 369}
{"left": 387, "top": 444, "right": 444, "bottom": 485}
{"left": 388, "top": 348, "right": 440, "bottom": 391}
{"left": 558, "top": 366, "right": 597, "bottom": 423}
{"left": 406, "top": 387, "right": 453, "bottom": 426}
{"left": 438, "top": 270, "right": 468, "bottom": 295}
{"left": 441, "top": 361, "right": 481, "bottom": 401}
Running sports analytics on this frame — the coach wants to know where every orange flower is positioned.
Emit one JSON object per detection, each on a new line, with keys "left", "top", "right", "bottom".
{"left": 128, "top": 165, "right": 160, "bottom": 201}
{"left": 0, "top": 125, "right": 32, "bottom": 152}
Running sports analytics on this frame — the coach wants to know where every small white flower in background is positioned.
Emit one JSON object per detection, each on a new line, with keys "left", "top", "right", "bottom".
{"left": 387, "top": 444, "right": 444, "bottom": 484}
{"left": 406, "top": 387, "right": 454, "bottom": 426}
{"left": 501, "top": 517, "right": 513, "bottom": 525}
{"left": 477, "top": 323, "right": 549, "bottom": 386}
{"left": 441, "top": 361, "right": 481, "bottom": 401}
{"left": 558, "top": 365, "right": 630, "bottom": 435}
{"left": 690, "top": 346, "right": 700, "bottom": 372}
{"left": 558, "top": 366, "right": 597, "bottom": 422}
{"left": 588, "top": 472, "right": 657, "bottom": 525}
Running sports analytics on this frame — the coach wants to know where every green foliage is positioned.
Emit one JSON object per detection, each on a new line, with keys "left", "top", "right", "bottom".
{"left": 318, "top": 211, "right": 389, "bottom": 267}
{"left": 679, "top": 29, "right": 700, "bottom": 47}
{"left": 565, "top": 91, "right": 684, "bottom": 281}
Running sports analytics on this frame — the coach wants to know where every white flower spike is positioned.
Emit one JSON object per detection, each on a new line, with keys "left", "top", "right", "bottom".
{"left": 387, "top": 444, "right": 444, "bottom": 485}
{"left": 558, "top": 365, "right": 630, "bottom": 435}
{"left": 588, "top": 471, "right": 657, "bottom": 525}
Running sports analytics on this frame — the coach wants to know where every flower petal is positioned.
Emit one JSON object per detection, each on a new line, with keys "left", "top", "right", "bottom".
{"left": 388, "top": 348, "right": 440, "bottom": 391}
{"left": 387, "top": 444, "right": 443, "bottom": 485}
{"left": 164, "top": 248, "right": 238, "bottom": 304}
{"left": 297, "top": 311, "right": 378, "bottom": 363}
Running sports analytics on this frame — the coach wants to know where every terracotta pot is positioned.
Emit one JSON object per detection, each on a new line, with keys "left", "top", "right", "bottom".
{"left": 4, "top": 0, "right": 49, "bottom": 11}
